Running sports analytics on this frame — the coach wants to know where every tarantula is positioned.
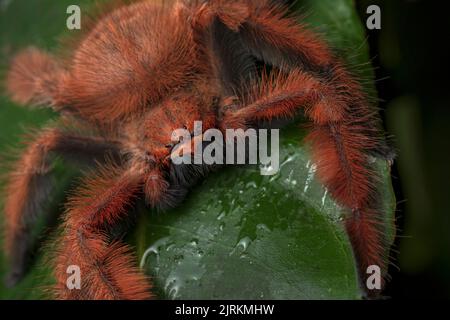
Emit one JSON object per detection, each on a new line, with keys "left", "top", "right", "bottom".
{"left": 3, "top": 0, "right": 392, "bottom": 299}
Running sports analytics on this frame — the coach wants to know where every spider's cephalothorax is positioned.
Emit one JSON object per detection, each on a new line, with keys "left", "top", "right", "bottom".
{"left": 3, "top": 0, "right": 392, "bottom": 299}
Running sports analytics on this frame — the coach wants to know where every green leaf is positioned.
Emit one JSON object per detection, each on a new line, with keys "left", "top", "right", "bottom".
{"left": 136, "top": 126, "right": 360, "bottom": 300}
{"left": 0, "top": 0, "right": 396, "bottom": 300}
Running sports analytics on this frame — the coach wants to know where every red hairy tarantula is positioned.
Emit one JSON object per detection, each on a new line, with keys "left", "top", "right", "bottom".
{"left": 3, "top": 0, "right": 393, "bottom": 299}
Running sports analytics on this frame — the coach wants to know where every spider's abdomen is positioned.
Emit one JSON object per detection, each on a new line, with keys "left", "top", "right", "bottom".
{"left": 59, "top": 2, "right": 198, "bottom": 122}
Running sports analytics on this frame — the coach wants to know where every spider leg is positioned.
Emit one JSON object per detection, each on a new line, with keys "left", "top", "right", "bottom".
{"left": 3, "top": 127, "right": 121, "bottom": 286}
{"left": 194, "top": 0, "right": 389, "bottom": 148}
{"left": 221, "top": 70, "right": 388, "bottom": 297}
{"left": 54, "top": 165, "right": 151, "bottom": 300}
{"left": 193, "top": 0, "right": 337, "bottom": 74}
{"left": 192, "top": 0, "right": 338, "bottom": 91}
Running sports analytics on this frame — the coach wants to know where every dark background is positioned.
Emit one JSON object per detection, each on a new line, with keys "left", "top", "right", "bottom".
{"left": 355, "top": 0, "right": 450, "bottom": 298}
